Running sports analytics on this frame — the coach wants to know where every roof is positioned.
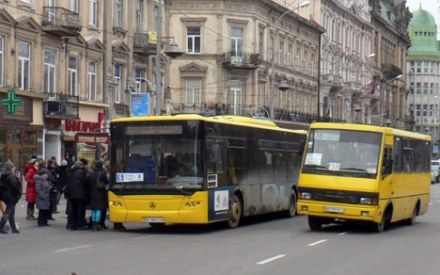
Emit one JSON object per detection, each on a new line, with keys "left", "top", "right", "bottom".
{"left": 408, "top": 8, "right": 440, "bottom": 59}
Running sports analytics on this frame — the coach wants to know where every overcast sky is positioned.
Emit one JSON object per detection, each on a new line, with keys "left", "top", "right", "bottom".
{"left": 406, "top": 0, "right": 440, "bottom": 38}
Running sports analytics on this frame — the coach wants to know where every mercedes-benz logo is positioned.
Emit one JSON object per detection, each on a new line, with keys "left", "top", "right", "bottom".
{"left": 149, "top": 202, "right": 156, "bottom": 209}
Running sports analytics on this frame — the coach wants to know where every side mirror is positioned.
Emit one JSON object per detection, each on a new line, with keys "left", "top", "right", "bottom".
{"left": 383, "top": 158, "right": 393, "bottom": 175}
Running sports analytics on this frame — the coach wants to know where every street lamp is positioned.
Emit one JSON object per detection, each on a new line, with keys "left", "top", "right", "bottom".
{"left": 269, "top": 1, "right": 310, "bottom": 120}
{"left": 380, "top": 74, "right": 402, "bottom": 125}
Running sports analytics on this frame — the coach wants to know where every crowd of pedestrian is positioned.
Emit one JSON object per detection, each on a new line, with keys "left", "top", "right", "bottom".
{"left": 0, "top": 155, "right": 117, "bottom": 234}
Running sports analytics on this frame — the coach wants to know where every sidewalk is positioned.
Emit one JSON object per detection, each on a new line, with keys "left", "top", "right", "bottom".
{"left": 12, "top": 196, "right": 69, "bottom": 230}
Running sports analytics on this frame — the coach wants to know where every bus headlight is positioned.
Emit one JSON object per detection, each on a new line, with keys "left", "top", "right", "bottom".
{"left": 111, "top": 201, "right": 123, "bottom": 207}
{"left": 360, "top": 197, "right": 372, "bottom": 205}
{"left": 300, "top": 192, "right": 312, "bottom": 200}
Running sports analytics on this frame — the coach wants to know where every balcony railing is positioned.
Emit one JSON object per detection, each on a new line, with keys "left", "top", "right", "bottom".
{"left": 42, "top": 7, "right": 81, "bottom": 37}
{"left": 222, "top": 52, "right": 260, "bottom": 69}
{"left": 133, "top": 32, "right": 157, "bottom": 55}
{"left": 43, "top": 93, "right": 79, "bottom": 119}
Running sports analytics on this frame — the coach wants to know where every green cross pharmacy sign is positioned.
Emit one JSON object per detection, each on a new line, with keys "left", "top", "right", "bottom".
{"left": 2, "top": 90, "right": 22, "bottom": 113}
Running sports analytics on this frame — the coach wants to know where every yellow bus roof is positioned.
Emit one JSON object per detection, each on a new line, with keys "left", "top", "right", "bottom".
{"left": 111, "top": 115, "right": 307, "bottom": 135}
{"left": 310, "top": 122, "right": 432, "bottom": 141}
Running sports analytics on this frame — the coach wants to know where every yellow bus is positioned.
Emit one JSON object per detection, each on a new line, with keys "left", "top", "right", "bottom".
{"left": 108, "top": 115, "right": 306, "bottom": 228}
{"left": 297, "top": 123, "right": 431, "bottom": 232}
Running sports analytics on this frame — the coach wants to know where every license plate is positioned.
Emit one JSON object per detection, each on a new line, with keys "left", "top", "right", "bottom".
{"left": 324, "top": 206, "right": 344, "bottom": 213}
{"left": 145, "top": 217, "right": 164, "bottom": 223}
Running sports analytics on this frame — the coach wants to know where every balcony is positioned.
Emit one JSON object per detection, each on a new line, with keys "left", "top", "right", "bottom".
{"left": 133, "top": 32, "right": 157, "bottom": 56}
{"left": 42, "top": 7, "right": 81, "bottom": 37}
{"left": 43, "top": 93, "right": 79, "bottom": 120}
{"left": 222, "top": 52, "right": 260, "bottom": 70}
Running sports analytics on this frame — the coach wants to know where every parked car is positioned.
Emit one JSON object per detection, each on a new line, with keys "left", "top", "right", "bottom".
{"left": 431, "top": 160, "right": 440, "bottom": 184}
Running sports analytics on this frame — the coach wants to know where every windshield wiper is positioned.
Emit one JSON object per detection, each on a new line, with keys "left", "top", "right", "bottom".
{"left": 303, "top": 164, "right": 328, "bottom": 170}
{"left": 340, "top": 167, "right": 368, "bottom": 173}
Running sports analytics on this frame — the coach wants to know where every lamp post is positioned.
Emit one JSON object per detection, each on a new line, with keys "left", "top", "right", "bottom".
{"left": 269, "top": 1, "right": 310, "bottom": 120}
{"left": 380, "top": 74, "right": 402, "bottom": 125}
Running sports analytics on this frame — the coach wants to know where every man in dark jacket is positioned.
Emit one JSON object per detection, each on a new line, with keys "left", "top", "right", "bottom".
{"left": 0, "top": 162, "right": 22, "bottom": 234}
{"left": 66, "top": 161, "right": 89, "bottom": 230}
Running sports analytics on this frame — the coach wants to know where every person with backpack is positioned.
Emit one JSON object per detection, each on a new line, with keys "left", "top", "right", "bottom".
{"left": 0, "top": 162, "right": 22, "bottom": 234}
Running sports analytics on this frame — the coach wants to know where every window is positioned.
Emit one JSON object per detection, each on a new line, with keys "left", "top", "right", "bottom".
{"left": 185, "top": 79, "right": 201, "bottom": 106}
{"left": 89, "top": 0, "right": 98, "bottom": 26}
{"left": 136, "top": 0, "right": 144, "bottom": 31}
{"left": 229, "top": 80, "right": 242, "bottom": 115}
{"left": 134, "top": 68, "right": 146, "bottom": 93}
{"left": 0, "top": 36, "right": 4, "bottom": 87}
{"left": 115, "top": 0, "right": 123, "bottom": 28}
{"left": 187, "top": 27, "right": 201, "bottom": 54}
{"left": 70, "top": 0, "right": 78, "bottom": 12}
{"left": 279, "top": 40, "right": 285, "bottom": 65}
{"left": 231, "top": 27, "right": 243, "bottom": 62}
{"left": 68, "top": 56, "right": 78, "bottom": 96}
{"left": 88, "top": 61, "right": 97, "bottom": 101}
{"left": 259, "top": 30, "right": 264, "bottom": 58}
{"left": 287, "top": 44, "right": 293, "bottom": 67}
{"left": 44, "top": 48, "right": 57, "bottom": 94}
{"left": 18, "top": 41, "right": 31, "bottom": 91}
{"left": 114, "top": 64, "right": 122, "bottom": 103}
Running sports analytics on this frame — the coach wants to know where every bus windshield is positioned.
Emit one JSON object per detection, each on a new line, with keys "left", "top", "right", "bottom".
{"left": 302, "top": 129, "right": 382, "bottom": 178}
{"left": 111, "top": 121, "right": 204, "bottom": 190}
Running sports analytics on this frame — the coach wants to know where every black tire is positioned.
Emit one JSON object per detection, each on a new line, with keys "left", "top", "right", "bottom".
{"left": 308, "top": 216, "right": 323, "bottom": 231}
{"left": 285, "top": 192, "right": 297, "bottom": 218}
{"left": 227, "top": 194, "right": 242, "bottom": 228}
{"left": 374, "top": 209, "right": 391, "bottom": 232}
{"left": 406, "top": 204, "right": 418, "bottom": 225}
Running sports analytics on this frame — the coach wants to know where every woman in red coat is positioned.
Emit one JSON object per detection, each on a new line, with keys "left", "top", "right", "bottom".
{"left": 25, "top": 159, "right": 39, "bottom": 220}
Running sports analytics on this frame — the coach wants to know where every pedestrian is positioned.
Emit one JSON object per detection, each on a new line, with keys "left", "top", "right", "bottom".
{"left": 88, "top": 161, "right": 108, "bottom": 231}
{"left": 57, "top": 159, "right": 68, "bottom": 201}
{"left": 65, "top": 160, "right": 89, "bottom": 230}
{"left": 47, "top": 159, "right": 59, "bottom": 218}
{"left": 35, "top": 168, "right": 52, "bottom": 227}
{"left": 25, "top": 158, "right": 39, "bottom": 220}
{"left": 0, "top": 162, "right": 22, "bottom": 234}
{"left": 0, "top": 157, "right": 6, "bottom": 214}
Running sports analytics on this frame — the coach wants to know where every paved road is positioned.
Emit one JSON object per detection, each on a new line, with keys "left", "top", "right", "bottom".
{"left": 1, "top": 185, "right": 440, "bottom": 275}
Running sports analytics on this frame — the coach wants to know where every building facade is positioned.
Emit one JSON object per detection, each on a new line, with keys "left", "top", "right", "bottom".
{"left": 407, "top": 7, "right": 440, "bottom": 141}
{"left": 0, "top": 0, "right": 160, "bottom": 170}
{"left": 165, "top": 0, "right": 324, "bottom": 122}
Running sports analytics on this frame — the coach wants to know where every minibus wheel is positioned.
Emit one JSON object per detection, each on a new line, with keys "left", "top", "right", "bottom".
{"left": 286, "top": 192, "right": 297, "bottom": 217}
{"left": 374, "top": 209, "right": 391, "bottom": 232}
{"left": 308, "top": 216, "right": 323, "bottom": 231}
{"left": 227, "top": 194, "right": 242, "bottom": 228}
{"left": 406, "top": 204, "right": 419, "bottom": 225}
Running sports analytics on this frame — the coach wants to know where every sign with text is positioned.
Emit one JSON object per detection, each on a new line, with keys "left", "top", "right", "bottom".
{"left": 131, "top": 93, "right": 149, "bottom": 116}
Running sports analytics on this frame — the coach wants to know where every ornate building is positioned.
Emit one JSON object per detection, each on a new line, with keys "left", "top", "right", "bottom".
{"left": 407, "top": 7, "right": 440, "bottom": 141}
{"left": 165, "top": 0, "right": 324, "bottom": 122}
{"left": 0, "top": 0, "right": 159, "bottom": 168}
{"left": 368, "top": 0, "right": 411, "bottom": 129}
{"left": 319, "top": 0, "right": 374, "bottom": 123}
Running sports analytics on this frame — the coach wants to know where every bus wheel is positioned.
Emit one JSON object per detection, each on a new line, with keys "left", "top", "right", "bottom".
{"left": 227, "top": 194, "right": 242, "bottom": 228}
{"left": 374, "top": 209, "right": 391, "bottom": 232}
{"left": 308, "top": 216, "right": 323, "bottom": 231}
{"left": 149, "top": 223, "right": 165, "bottom": 229}
{"left": 406, "top": 204, "right": 419, "bottom": 225}
{"left": 286, "top": 192, "right": 297, "bottom": 218}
